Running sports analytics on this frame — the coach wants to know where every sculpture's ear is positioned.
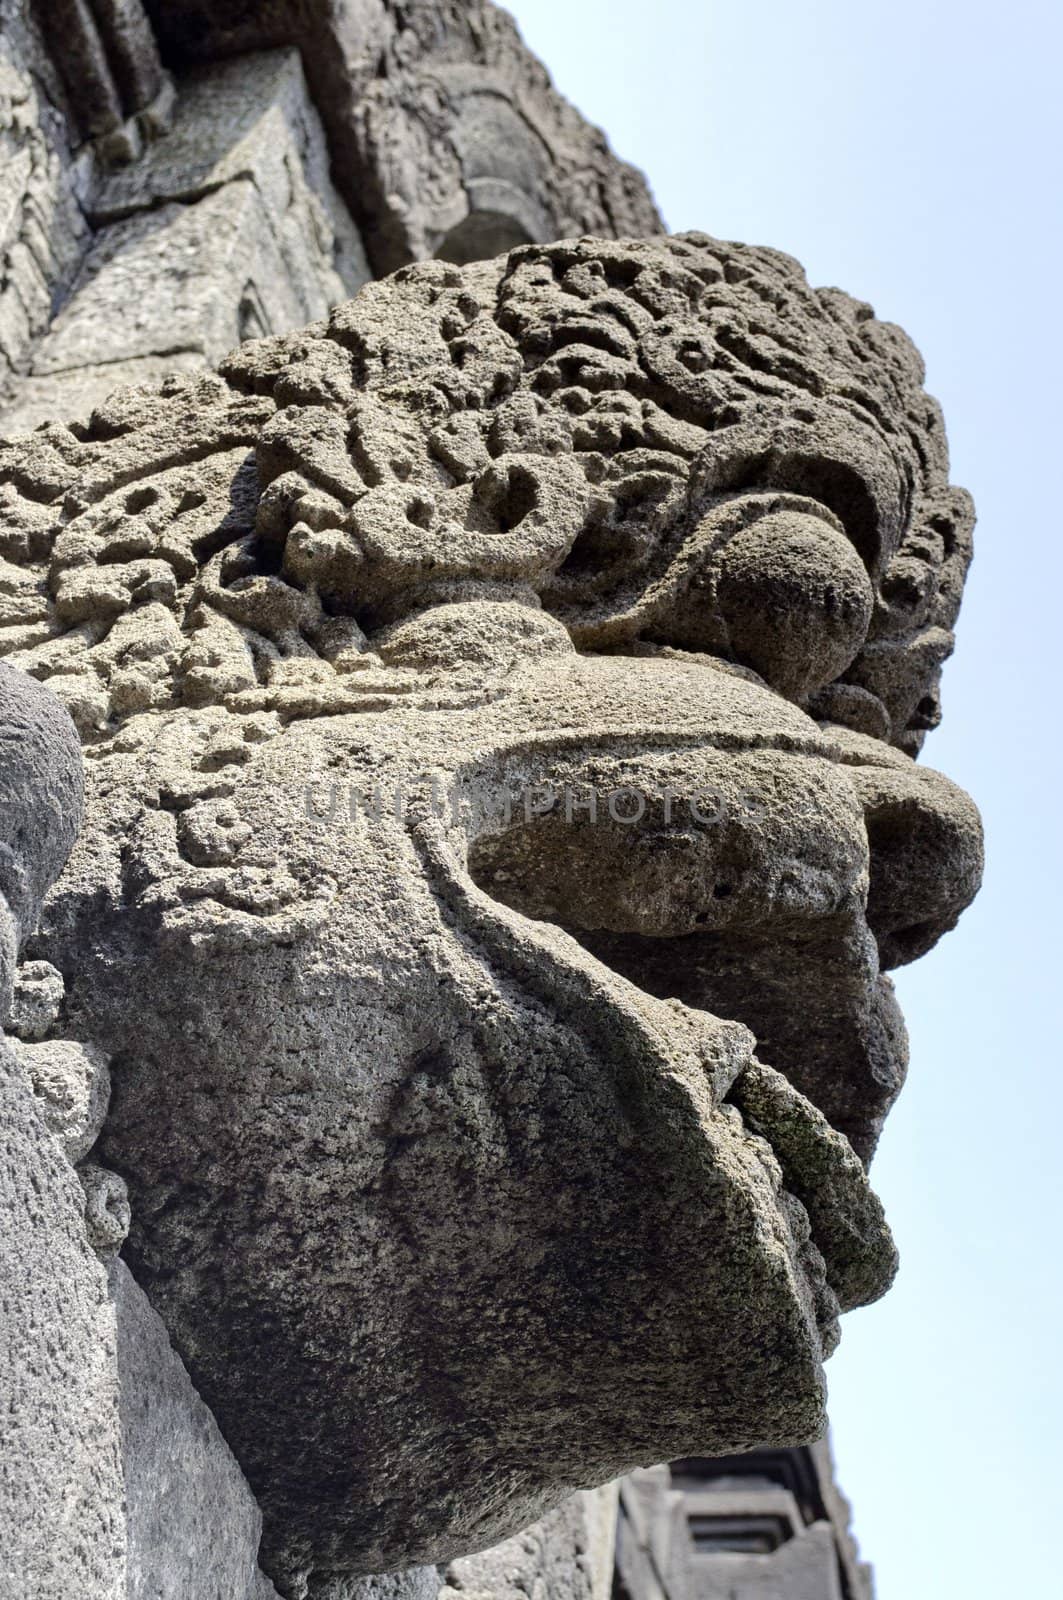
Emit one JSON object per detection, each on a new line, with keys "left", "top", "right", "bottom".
{"left": 0, "top": 664, "right": 84, "bottom": 1003}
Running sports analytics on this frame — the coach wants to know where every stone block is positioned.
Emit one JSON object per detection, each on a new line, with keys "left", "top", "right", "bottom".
{"left": 0, "top": 43, "right": 368, "bottom": 435}
{"left": 0, "top": 1040, "right": 125, "bottom": 1600}
{"left": 115, "top": 1260, "right": 282, "bottom": 1600}
{"left": 0, "top": 1040, "right": 283, "bottom": 1599}
{"left": 30, "top": 185, "right": 311, "bottom": 374}
{"left": 87, "top": 47, "right": 368, "bottom": 300}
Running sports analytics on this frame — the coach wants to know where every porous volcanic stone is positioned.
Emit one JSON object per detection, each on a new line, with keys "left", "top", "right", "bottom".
{"left": 0, "top": 234, "right": 981, "bottom": 1596}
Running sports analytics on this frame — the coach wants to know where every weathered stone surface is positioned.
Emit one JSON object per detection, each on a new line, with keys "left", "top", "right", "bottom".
{"left": 1, "top": 1127, "right": 284, "bottom": 1599}
{"left": 5, "top": 0, "right": 659, "bottom": 441}
{"left": 0, "top": 44, "right": 369, "bottom": 436}
{"left": 84, "top": 49, "right": 368, "bottom": 305}
{"left": 1, "top": 1012, "right": 283, "bottom": 1600}
{"left": 452, "top": 1452, "right": 870, "bottom": 1600}
{"left": 140, "top": 0, "right": 663, "bottom": 273}
{"left": 0, "top": 661, "right": 85, "bottom": 977}
{"left": 0, "top": 1035, "right": 125, "bottom": 1600}
{"left": 614, "top": 1468, "right": 693, "bottom": 1600}
{"left": 114, "top": 1258, "right": 283, "bottom": 1599}
{"left": 0, "top": 233, "right": 980, "bottom": 1594}
{"left": 322, "top": 1569, "right": 440, "bottom": 1600}
{"left": 0, "top": 352, "right": 208, "bottom": 435}
{"left": 0, "top": 664, "right": 118, "bottom": 1600}
{"left": 31, "top": 187, "right": 322, "bottom": 375}
{"left": 6, "top": 956, "right": 65, "bottom": 1039}
{"left": 441, "top": 1486, "right": 617, "bottom": 1600}
{"left": 32, "top": 0, "right": 169, "bottom": 148}
{"left": 0, "top": 659, "right": 287, "bottom": 1596}
{"left": 0, "top": 0, "right": 92, "bottom": 406}
{"left": 10, "top": 1035, "right": 111, "bottom": 1161}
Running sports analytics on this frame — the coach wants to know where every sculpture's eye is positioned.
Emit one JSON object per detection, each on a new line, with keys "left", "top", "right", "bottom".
{"left": 659, "top": 502, "right": 877, "bottom": 697}
{"left": 712, "top": 510, "right": 874, "bottom": 700}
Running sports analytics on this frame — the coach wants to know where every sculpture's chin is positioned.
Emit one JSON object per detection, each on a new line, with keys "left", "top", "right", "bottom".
{"left": 596, "top": 937, "right": 898, "bottom": 1318}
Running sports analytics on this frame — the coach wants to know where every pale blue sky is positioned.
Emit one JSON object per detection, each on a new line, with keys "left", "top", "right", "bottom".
{"left": 504, "top": 2, "right": 1062, "bottom": 1593}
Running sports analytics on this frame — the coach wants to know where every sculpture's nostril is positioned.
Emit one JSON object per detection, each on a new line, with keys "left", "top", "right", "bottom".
{"left": 910, "top": 692, "right": 942, "bottom": 730}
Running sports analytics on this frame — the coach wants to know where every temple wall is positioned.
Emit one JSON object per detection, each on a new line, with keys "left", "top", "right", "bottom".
{"left": 0, "top": 41, "right": 369, "bottom": 435}
{"left": 0, "top": 0, "right": 92, "bottom": 409}
{"left": 0, "top": 962, "right": 284, "bottom": 1599}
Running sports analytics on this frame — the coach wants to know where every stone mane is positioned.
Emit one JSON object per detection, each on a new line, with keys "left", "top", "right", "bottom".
{"left": 0, "top": 232, "right": 970, "bottom": 756}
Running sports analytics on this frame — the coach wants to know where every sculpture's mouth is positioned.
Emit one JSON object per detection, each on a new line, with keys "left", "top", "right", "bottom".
{"left": 462, "top": 838, "right": 898, "bottom": 1343}
{"left": 410, "top": 642, "right": 964, "bottom": 1356}
{"left": 445, "top": 712, "right": 902, "bottom": 1344}
{"left": 569, "top": 930, "right": 897, "bottom": 1335}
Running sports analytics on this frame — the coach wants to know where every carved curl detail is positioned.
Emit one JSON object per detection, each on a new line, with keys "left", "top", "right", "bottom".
{"left": 0, "top": 234, "right": 971, "bottom": 754}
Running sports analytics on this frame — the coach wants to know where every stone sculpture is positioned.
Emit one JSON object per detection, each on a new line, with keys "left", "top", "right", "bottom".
{"left": 0, "top": 230, "right": 982, "bottom": 1596}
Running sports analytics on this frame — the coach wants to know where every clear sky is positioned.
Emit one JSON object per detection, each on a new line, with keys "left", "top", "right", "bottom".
{"left": 504, "top": 3, "right": 1062, "bottom": 1593}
